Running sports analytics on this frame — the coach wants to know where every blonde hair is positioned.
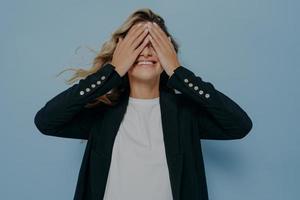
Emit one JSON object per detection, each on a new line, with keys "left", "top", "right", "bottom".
{"left": 56, "top": 8, "right": 180, "bottom": 108}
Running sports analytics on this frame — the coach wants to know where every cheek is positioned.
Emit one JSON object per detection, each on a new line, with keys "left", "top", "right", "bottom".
{"left": 155, "top": 60, "right": 161, "bottom": 67}
{"left": 157, "top": 62, "right": 163, "bottom": 70}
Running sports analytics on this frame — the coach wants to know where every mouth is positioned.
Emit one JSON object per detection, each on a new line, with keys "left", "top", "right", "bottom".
{"left": 134, "top": 60, "right": 157, "bottom": 66}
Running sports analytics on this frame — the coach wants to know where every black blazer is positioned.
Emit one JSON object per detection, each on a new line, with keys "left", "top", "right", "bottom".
{"left": 34, "top": 63, "right": 252, "bottom": 200}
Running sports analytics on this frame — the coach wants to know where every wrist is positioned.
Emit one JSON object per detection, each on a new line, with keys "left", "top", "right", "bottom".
{"left": 114, "top": 67, "right": 124, "bottom": 77}
{"left": 168, "top": 65, "right": 180, "bottom": 78}
{"left": 109, "top": 62, "right": 124, "bottom": 77}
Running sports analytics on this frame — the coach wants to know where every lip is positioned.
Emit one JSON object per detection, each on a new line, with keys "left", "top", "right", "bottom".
{"left": 135, "top": 60, "right": 157, "bottom": 66}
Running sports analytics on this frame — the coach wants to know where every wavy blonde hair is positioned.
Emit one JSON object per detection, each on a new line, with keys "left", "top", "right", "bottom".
{"left": 56, "top": 8, "right": 180, "bottom": 108}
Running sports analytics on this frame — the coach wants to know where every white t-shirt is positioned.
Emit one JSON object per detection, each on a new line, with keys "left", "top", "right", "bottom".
{"left": 103, "top": 96, "right": 173, "bottom": 200}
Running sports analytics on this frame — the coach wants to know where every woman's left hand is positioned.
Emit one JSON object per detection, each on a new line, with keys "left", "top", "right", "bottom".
{"left": 146, "top": 21, "right": 181, "bottom": 77}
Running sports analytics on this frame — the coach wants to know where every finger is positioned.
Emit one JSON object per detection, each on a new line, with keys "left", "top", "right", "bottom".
{"left": 167, "top": 36, "right": 176, "bottom": 50}
{"left": 117, "top": 37, "right": 122, "bottom": 44}
{"left": 121, "top": 24, "right": 140, "bottom": 46}
{"left": 132, "top": 28, "right": 149, "bottom": 49}
{"left": 115, "top": 37, "right": 123, "bottom": 49}
{"left": 127, "top": 23, "right": 147, "bottom": 47}
{"left": 148, "top": 23, "right": 171, "bottom": 52}
{"left": 124, "top": 23, "right": 145, "bottom": 44}
{"left": 167, "top": 36, "right": 173, "bottom": 47}
{"left": 148, "top": 34, "right": 160, "bottom": 55}
{"left": 153, "top": 22, "right": 168, "bottom": 39}
{"left": 127, "top": 23, "right": 142, "bottom": 36}
{"left": 147, "top": 23, "right": 163, "bottom": 46}
{"left": 151, "top": 22, "right": 173, "bottom": 49}
{"left": 134, "top": 35, "right": 151, "bottom": 56}
{"left": 151, "top": 22, "right": 171, "bottom": 48}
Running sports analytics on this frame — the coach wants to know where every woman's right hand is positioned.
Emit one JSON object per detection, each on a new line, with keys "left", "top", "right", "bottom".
{"left": 110, "top": 22, "right": 151, "bottom": 77}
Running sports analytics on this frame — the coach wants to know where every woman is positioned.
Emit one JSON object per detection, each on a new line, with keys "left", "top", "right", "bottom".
{"left": 34, "top": 8, "right": 253, "bottom": 200}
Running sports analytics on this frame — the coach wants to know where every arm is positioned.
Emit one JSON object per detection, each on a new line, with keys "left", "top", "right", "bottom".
{"left": 166, "top": 66, "right": 253, "bottom": 140}
{"left": 34, "top": 63, "right": 123, "bottom": 140}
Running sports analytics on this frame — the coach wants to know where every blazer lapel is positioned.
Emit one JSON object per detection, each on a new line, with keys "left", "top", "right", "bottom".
{"left": 159, "top": 89, "right": 183, "bottom": 200}
{"left": 94, "top": 89, "right": 183, "bottom": 200}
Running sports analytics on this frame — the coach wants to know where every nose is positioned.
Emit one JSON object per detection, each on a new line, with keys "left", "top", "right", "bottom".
{"left": 140, "top": 42, "right": 153, "bottom": 57}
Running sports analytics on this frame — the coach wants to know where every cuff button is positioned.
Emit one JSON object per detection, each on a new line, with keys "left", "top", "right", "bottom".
{"left": 194, "top": 86, "right": 199, "bottom": 90}
{"left": 101, "top": 76, "right": 106, "bottom": 80}
{"left": 205, "top": 93, "right": 210, "bottom": 98}
{"left": 188, "top": 83, "right": 193, "bottom": 87}
{"left": 199, "top": 90, "right": 204, "bottom": 95}
{"left": 184, "top": 78, "right": 189, "bottom": 83}
{"left": 86, "top": 88, "right": 91, "bottom": 92}
{"left": 79, "top": 91, "right": 84, "bottom": 95}
{"left": 96, "top": 80, "right": 101, "bottom": 85}
{"left": 91, "top": 84, "right": 96, "bottom": 88}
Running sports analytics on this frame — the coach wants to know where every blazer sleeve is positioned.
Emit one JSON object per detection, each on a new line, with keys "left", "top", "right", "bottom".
{"left": 166, "top": 65, "right": 253, "bottom": 140}
{"left": 34, "top": 63, "right": 123, "bottom": 140}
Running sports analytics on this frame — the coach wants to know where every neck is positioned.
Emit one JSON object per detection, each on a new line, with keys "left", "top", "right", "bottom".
{"left": 128, "top": 76, "right": 160, "bottom": 99}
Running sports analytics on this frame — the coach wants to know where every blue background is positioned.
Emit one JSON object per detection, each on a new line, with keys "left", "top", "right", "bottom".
{"left": 1, "top": 0, "right": 299, "bottom": 199}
